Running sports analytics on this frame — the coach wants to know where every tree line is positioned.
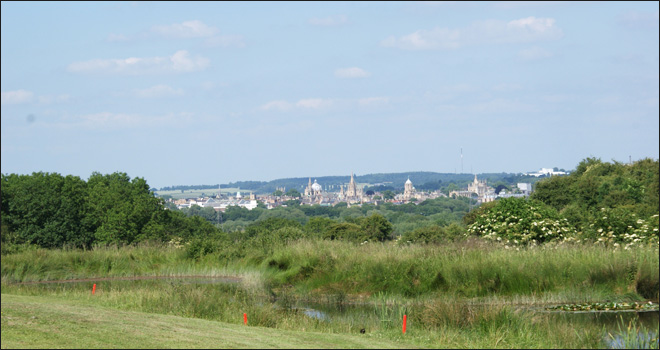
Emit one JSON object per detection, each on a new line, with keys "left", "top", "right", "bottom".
{"left": 1, "top": 172, "right": 218, "bottom": 252}
{"left": 3, "top": 157, "right": 656, "bottom": 255}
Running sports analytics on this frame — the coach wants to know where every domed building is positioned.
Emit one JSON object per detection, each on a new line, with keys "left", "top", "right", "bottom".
{"left": 304, "top": 178, "right": 323, "bottom": 197}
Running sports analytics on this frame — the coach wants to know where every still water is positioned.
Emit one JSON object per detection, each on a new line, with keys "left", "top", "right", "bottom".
{"left": 292, "top": 300, "right": 659, "bottom": 348}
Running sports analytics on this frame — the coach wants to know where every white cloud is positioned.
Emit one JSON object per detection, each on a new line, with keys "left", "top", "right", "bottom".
{"left": 468, "top": 98, "right": 537, "bottom": 114}
{"left": 296, "top": 98, "right": 333, "bottom": 109}
{"left": 1, "top": 89, "right": 34, "bottom": 105}
{"left": 67, "top": 50, "right": 209, "bottom": 75}
{"left": 38, "top": 94, "right": 70, "bottom": 104}
{"left": 334, "top": 67, "right": 371, "bottom": 79}
{"left": 107, "top": 33, "right": 130, "bottom": 42}
{"left": 151, "top": 20, "right": 218, "bottom": 38}
{"left": 309, "top": 14, "right": 348, "bottom": 26}
{"left": 133, "top": 85, "right": 184, "bottom": 98}
{"left": 492, "top": 83, "right": 522, "bottom": 92}
{"left": 70, "top": 112, "right": 191, "bottom": 130}
{"left": 358, "top": 97, "right": 390, "bottom": 106}
{"left": 260, "top": 98, "right": 334, "bottom": 111}
{"left": 505, "top": 17, "right": 561, "bottom": 42}
{"left": 261, "top": 100, "right": 293, "bottom": 111}
{"left": 382, "top": 16, "right": 562, "bottom": 50}
{"left": 518, "top": 46, "right": 553, "bottom": 61}
{"left": 204, "top": 34, "right": 246, "bottom": 48}
{"left": 618, "top": 11, "right": 659, "bottom": 30}
{"left": 108, "top": 20, "right": 245, "bottom": 48}
{"left": 382, "top": 28, "right": 461, "bottom": 50}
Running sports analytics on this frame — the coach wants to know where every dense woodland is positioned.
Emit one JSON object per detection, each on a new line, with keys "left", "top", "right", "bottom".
{"left": 1, "top": 158, "right": 658, "bottom": 256}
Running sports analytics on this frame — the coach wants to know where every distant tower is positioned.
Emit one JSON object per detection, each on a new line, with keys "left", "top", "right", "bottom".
{"left": 403, "top": 177, "right": 415, "bottom": 200}
{"left": 461, "top": 147, "right": 463, "bottom": 174}
{"left": 344, "top": 171, "right": 362, "bottom": 201}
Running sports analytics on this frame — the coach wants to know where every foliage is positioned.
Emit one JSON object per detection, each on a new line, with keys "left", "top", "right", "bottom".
{"left": 285, "top": 188, "right": 301, "bottom": 198}
{"left": 184, "top": 236, "right": 220, "bottom": 260}
{"left": 401, "top": 222, "right": 468, "bottom": 244}
{"left": 530, "top": 157, "right": 659, "bottom": 247}
{"left": 467, "top": 197, "right": 574, "bottom": 245}
{"left": 321, "top": 214, "right": 393, "bottom": 243}
{"left": 304, "top": 217, "right": 336, "bottom": 239}
{"left": 1, "top": 171, "right": 225, "bottom": 251}
{"left": 180, "top": 204, "right": 218, "bottom": 224}
{"left": 1, "top": 172, "right": 91, "bottom": 248}
{"left": 400, "top": 225, "right": 447, "bottom": 244}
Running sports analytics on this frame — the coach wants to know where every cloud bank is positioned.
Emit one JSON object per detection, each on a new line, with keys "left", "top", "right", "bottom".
{"left": 382, "top": 16, "right": 563, "bottom": 50}
{"left": 1, "top": 89, "right": 34, "bottom": 105}
{"left": 67, "top": 50, "right": 210, "bottom": 75}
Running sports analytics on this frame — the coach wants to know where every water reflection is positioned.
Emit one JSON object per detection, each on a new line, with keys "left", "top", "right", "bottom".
{"left": 293, "top": 299, "right": 659, "bottom": 348}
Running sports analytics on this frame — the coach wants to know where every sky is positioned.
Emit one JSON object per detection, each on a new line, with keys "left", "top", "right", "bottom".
{"left": 1, "top": 1, "right": 658, "bottom": 189}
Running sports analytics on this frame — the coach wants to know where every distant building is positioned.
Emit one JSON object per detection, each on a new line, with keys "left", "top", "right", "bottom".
{"left": 449, "top": 174, "right": 495, "bottom": 204}
{"left": 526, "top": 168, "right": 568, "bottom": 177}
{"left": 396, "top": 177, "right": 445, "bottom": 202}
{"left": 467, "top": 174, "right": 492, "bottom": 197}
{"left": 517, "top": 183, "right": 533, "bottom": 194}
{"left": 339, "top": 172, "right": 363, "bottom": 203}
{"left": 403, "top": 177, "right": 415, "bottom": 200}
{"left": 304, "top": 178, "right": 323, "bottom": 197}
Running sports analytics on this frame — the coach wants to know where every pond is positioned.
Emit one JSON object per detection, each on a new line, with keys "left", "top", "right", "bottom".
{"left": 290, "top": 299, "right": 659, "bottom": 348}
{"left": 7, "top": 276, "right": 659, "bottom": 348}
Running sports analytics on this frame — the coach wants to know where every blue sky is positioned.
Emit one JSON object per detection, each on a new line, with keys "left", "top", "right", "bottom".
{"left": 2, "top": 1, "right": 658, "bottom": 189}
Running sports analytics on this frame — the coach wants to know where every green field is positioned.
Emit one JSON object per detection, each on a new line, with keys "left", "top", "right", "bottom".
{"left": 2, "top": 242, "right": 658, "bottom": 349}
{"left": 1, "top": 294, "right": 412, "bottom": 349}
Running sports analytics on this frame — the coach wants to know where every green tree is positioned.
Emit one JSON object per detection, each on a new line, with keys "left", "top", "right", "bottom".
{"left": 359, "top": 213, "right": 394, "bottom": 242}
{"left": 1, "top": 172, "right": 91, "bottom": 248}
{"left": 401, "top": 225, "right": 447, "bottom": 244}
{"left": 84, "top": 172, "right": 163, "bottom": 245}
{"left": 304, "top": 217, "right": 336, "bottom": 239}
{"left": 285, "top": 188, "right": 301, "bottom": 198}
{"left": 324, "top": 222, "right": 362, "bottom": 241}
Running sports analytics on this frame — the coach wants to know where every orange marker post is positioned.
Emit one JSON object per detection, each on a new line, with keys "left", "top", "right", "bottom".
{"left": 92, "top": 283, "right": 96, "bottom": 295}
{"left": 244, "top": 313, "right": 247, "bottom": 325}
{"left": 403, "top": 315, "right": 407, "bottom": 334}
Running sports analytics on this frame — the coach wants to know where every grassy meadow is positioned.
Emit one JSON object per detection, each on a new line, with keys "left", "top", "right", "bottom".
{"left": 2, "top": 240, "right": 658, "bottom": 348}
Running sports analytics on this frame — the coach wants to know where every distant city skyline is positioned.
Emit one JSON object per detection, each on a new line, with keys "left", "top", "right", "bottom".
{"left": 2, "top": 2, "right": 658, "bottom": 189}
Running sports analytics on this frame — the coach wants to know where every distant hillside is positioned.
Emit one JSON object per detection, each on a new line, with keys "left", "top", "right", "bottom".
{"left": 157, "top": 171, "right": 547, "bottom": 194}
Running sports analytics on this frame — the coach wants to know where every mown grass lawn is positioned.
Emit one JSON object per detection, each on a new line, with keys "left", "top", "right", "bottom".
{"left": 1, "top": 293, "right": 414, "bottom": 349}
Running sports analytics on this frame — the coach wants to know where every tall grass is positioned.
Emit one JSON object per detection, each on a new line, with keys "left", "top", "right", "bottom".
{"left": 3, "top": 239, "right": 657, "bottom": 303}
{"left": 0, "top": 242, "right": 252, "bottom": 284}
{"left": 608, "top": 315, "right": 660, "bottom": 349}
{"left": 2, "top": 278, "right": 607, "bottom": 348}
{"left": 261, "top": 239, "right": 659, "bottom": 302}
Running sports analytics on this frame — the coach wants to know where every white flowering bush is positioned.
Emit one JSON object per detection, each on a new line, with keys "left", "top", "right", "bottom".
{"left": 586, "top": 208, "right": 659, "bottom": 249}
{"left": 467, "top": 197, "right": 576, "bottom": 245}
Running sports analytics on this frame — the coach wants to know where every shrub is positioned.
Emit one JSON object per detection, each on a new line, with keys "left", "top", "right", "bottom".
{"left": 401, "top": 225, "right": 447, "bottom": 244}
{"left": 467, "top": 197, "right": 575, "bottom": 245}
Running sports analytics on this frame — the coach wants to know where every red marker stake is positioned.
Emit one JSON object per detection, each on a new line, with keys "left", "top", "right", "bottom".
{"left": 92, "top": 284, "right": 96, "bottom": 295}
{"left": 403, "top": 315, "right": 407, "bottom": 334}
{"left": 244, "top": 313, "right": 247, "bottom": 325}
